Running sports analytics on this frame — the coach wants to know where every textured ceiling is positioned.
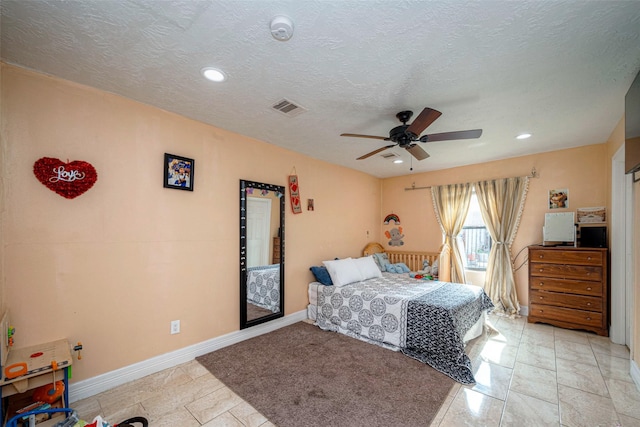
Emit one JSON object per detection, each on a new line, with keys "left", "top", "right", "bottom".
{"left": 2, "top": 0, "right": 640, "bottom": 178}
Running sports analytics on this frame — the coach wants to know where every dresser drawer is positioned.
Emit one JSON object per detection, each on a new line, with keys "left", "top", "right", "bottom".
{"left": 529, "top": 277, "right": 602, "bottom": 296}
{"left": 530, "top": 303, "right": 603, "bottom": 328}
{"left": 530, "top": 290, "right": 602, "bottom": 312}
{"left": 529, "top": 248, "right": 603, "bottom": 265}
{"left": 530, "top": 263, "right": 602, "bottom": 281}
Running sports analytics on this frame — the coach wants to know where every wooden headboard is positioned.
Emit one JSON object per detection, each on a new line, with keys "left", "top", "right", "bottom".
{"left": 363, "top": 242, "right": 451, "bottom": 282}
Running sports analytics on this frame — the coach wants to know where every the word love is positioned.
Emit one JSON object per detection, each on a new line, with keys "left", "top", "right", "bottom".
{"left": 34, "top": 157, "right": 98, "bottom": 199}
{"left": 49, "top": 165, "right": 86, "bottom": 183}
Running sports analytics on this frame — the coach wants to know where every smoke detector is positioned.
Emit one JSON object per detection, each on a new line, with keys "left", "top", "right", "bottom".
{"left": 270, "top": 15, "right": 294, "bottom": 41}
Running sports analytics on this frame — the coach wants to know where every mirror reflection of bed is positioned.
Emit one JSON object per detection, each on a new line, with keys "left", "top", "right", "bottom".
{"left": 240, "top": 180, "right": 285, "bottom": 328}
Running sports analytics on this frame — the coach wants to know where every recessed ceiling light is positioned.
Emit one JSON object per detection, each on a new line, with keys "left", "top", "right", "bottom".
{"left": 201, "top": 67, "right": 226, "bottom": 82}
{"left": 516, "top": 133, "right": 532, "bottom": 140}
{"left": 393, "top": 159, "right": 403, "bottom": 164}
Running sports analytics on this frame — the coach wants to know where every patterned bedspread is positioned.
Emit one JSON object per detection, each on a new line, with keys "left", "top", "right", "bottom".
{"left": 247, "top": 264, "right": 280, "bottom": 313}
{"left": 315, "top": 273, "right": 493, "bottom": 383}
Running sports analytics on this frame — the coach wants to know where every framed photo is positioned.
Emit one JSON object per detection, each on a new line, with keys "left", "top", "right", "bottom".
{"left": 548, "top": 188, "right": 568, "bottom": 209}
{"left": 164, "top": 153, "right": 194, "bottom": 191}
{"left": 577, "top": 207, "right": 606, "bottom": 223}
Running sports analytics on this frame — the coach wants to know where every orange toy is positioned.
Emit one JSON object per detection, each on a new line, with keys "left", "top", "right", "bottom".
{"left": 32, "top": 380, "right": 65, "bottom": 404}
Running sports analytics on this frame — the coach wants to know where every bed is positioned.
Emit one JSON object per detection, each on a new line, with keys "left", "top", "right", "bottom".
{"left": 307, "top": 243, "right": 493, "bottom": 384}
{"left": 247, "top": 264, "right": 280, "bottom": 313}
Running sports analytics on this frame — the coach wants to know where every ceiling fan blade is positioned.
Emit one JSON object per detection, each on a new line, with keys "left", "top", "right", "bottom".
{"left": 406, "top": 144, "right": 430, "bottom": 161}
{"left": 357, "top": 144, "right": 396, "bottom": 160}
{"left": 422, "top": 129, "right": 483, "bottom": 142}
{"left": 341, "top": 133, "right": 389, "bottom": 141}
{"left": 406, "top": 107, "right": 442, "bottom": 136}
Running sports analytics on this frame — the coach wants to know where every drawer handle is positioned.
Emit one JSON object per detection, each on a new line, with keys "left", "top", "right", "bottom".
{"left": 539, "top": 269, "right": 544, "bottom": 273}
{"left": 539, "top": 282, "right": 544, "bottom": 286}
{"left": 539, "top": 296, "right": 544, "bottom": 300}
{"left": 587, "top": 256, "right": 592, "bottom": 260}
{"left": 587, "top": 287, "right": 592, "bottom": 291}
{"left": 539, "top": 309, "right": 544, "bottom": 313}
{"left": 539, "top": 255, "right": 544, "bottom": 259}
{"left": 587, "top": 302, "right": 592, "bottom": 306}
{"left": 586, "top": 272, "right": 591, "bottom": 276}
{"left": 586, "top": 317, "right": 592, "bottom": 321}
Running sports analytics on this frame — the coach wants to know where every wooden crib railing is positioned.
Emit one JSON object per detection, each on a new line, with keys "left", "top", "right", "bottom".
{"left": 363, "top": 242, "right": 451, "bottom": 282}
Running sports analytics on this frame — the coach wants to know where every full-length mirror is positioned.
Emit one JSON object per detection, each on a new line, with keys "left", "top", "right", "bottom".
{"left": 240, "top": 179, "right": 285, "bottom": 329}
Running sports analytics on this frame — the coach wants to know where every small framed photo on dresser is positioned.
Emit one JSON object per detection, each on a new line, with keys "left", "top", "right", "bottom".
{"left": 164, "top": 153, "right": 194, "bottom": 191}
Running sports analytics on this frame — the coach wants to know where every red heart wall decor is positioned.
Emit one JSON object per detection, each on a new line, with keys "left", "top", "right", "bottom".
{"left": 288, "top": 175, "right": 302, "bottom": 214}
{"left": 33, "top": 157, "right": 98, "bottom": 199}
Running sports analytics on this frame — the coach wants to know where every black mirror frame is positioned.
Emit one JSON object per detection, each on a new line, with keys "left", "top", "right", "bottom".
{"left": 239, "top": 179, "right": 285, "bottom": 329}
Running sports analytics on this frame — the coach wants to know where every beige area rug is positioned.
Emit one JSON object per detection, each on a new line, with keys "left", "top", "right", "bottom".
{"left": 196, "top": 322, "right": 454, "bottom": 427}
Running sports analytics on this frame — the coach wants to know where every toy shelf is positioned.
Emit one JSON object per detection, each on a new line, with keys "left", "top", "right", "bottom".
{"left": 1, "top": 339, "right": 72, "bottom": 426}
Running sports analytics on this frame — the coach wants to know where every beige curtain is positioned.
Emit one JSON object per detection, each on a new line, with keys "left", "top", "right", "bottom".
{"left": 431, "top": 183, "right": 472, "bottom": 284}
{"left": 475, "top": 177, "right": 529, "bottom": 316}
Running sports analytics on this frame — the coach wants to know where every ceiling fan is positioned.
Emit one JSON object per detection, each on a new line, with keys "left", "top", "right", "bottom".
{"left": 341, "top": 108, "right": 483, "bottom": 161}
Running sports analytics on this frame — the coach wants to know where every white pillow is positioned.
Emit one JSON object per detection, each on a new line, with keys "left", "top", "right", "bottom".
{"left": 353, "top": 256, "right": 383, "bottom": 280}
{"left": 322, "top": 258, "right": 363, "bottom": 287}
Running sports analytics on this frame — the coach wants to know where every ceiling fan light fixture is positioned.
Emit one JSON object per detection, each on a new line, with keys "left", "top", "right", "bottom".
{"left": 393, "top": 159, "right": 403, "bottom": 164}
{"left": 516, "top": 133, "right": 532, "bottom": 140}
{"left": 201, "top": 67, "right": 226, "bottom": 82}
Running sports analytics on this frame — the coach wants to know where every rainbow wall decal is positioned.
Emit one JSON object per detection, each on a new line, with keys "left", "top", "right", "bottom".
{"left": 383, "top": 213, "right": 401, "bottom": 225}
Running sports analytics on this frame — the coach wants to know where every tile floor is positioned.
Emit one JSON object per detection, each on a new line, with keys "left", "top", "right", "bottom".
{"left": 71, "top": 314, "right": 640, "bottom": 426}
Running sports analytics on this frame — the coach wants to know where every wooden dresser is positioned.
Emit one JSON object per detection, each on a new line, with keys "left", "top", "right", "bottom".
{"left": 528, "top": 245, "right": 608, "bottom": 336}
{"left": 272, "top": 236, "right": 281, "bottom": 264}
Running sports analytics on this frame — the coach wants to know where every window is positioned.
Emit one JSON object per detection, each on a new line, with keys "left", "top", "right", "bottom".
{"left": 460, "top": 193, "right": 492, "bottom": 271}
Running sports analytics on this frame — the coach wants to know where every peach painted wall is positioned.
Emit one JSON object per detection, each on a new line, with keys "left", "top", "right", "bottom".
{"left": 0, "top": 64, "right": 381, "bottom": 382}
{"left": 381, "top": 144, "right": 609, "bottom": 309}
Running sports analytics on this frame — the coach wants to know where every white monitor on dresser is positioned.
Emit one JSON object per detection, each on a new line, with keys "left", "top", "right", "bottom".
{"left": 543, "top": 212, "right": 576, "bottom": 246}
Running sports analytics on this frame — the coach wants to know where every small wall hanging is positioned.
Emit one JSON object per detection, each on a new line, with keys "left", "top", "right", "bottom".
{"left": 383, "top": 213, "right": 401, "bottom": 224}
{"left": 549, "top": 188, "right": 568, "bottom": 209}
{"left": 164, "top": 153, "right": 194, "bottom": 191}
{"left": 33, "top": 157, "right": 98, "bottom": 199}
{"left": 289, "top": 169, "right": 302, "bottom": 214}
{"left": 385, "top": 227, "right": 405, "bottom": 246}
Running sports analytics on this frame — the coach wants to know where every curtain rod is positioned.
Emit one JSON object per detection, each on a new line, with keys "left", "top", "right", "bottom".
{"left": 404, "top": 167, "right": 539, "bottom": 191}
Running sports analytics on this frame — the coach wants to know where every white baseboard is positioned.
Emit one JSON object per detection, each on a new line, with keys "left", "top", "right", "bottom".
{"left": 519, "top": 305, "right": 528, "bottom": 316}
{"left": 69, "top": 310, "right": 308, "bottom": 403}
{"left": 631, "top": 359, "right": 640, "bottom": 392}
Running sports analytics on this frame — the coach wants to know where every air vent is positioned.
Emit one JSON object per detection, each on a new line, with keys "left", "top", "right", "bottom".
{"left": 381, "top": 152, "right": 399, "bottom": 159}
{"left": 271, "top": 98, "right": 307, "bottom": 117}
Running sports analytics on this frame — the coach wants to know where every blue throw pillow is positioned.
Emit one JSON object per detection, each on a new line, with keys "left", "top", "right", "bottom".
{"left": 373, "top": 252, "right": 390, "bottom": 271}
{"left": 310, "top": 266, "right": 333, "bottom": 286}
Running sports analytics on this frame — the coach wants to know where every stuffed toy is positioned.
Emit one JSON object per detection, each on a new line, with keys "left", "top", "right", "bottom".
{"left": 431, "top": 259, "right": 439, "bottom": 277}
{"left": 385, "top": 262, "right": 410, "bottom": 273}
{"left": 415, "top": 259, "right": 431, "bottom": 275}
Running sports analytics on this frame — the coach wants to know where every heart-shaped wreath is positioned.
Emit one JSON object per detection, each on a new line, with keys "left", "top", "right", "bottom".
{"left": 33, "top": 157, "right": 98, "bottom": 199}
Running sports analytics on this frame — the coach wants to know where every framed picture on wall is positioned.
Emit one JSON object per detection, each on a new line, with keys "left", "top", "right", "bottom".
{"left": 548, "top": 188, "right": 568, "bottom": 209}
{"left": 164, "top": 153, "right": 194, "bottom": 191}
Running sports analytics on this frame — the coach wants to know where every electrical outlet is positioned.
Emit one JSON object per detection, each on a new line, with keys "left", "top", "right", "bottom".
{"left": 170, "top": 320, "right": 180, "bottom": 334}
